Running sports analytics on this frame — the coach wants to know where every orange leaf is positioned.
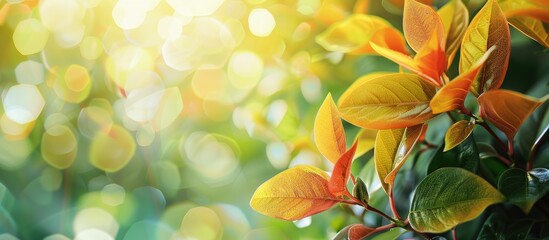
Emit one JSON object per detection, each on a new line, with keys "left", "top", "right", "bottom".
{"left": 250, "top": 165, "right": 342, "bottom": 220}
{"left": 338, "top": 73, "right": 437, "bottom": 130}
{"left": 459, "top": 0, "right": 510, "bottom": 96}
{"left": 329, "top": 141, "right": 359, "bottom": 196}
{"left": 413, "top": 32, "right": 448, "bottom": 86}
{"left": 314, "top": 93, "right": 346, "bottom": 164}
{"left": 371, "top": 42, "right": 443, "bottom": 87}
{"left": 430, "top": 46, "right": 495, "bottom": 114}
{"left": 384, "top": 0, "right": 434, "bottom": 14}
{"left": 316, "top": 15, "right": 407, "bottom": 55}
{"left": 375, "top": 124, "right": 424, "bottom": 193}
{"left": 353, "top": 0, "right": 370, "bottom": 14}
{"left": 438, "top": 0, "right": 469, "bottom": 65}
{"left": 444, "top": 120, "right": 475, "bottom": 152}
{"left": 478, "top": 90, "right": 544, "bottom": 141}
{"left": 349, "top": 224, "right": 376, "bottom": 240}
{"left": 403, "top": 0, "right": 445, "bottom": 53}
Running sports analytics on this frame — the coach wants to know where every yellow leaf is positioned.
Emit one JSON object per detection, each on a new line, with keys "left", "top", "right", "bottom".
{"left": 370, "top": 42, "right": 444, "bottom": 87}
{"left": 250, "top": 165, "right": 342, "bottom": 220}
{"left": 500, "top": 0, "right": 549, "bottom": 22}
{"left": 444, "top": 120, "right": 475, "bottom": 152}
{"left": 438, "top": 0, "right": 469, "bottom": 65}
{"left": 478, "top": 90, "right": 544, "bottom": 141}
{"left": 500, "top": 0, "right": 549, "bottom": 48}
{"left": 329, "top": 141, "right": 358, "bottom": 196}
{"left": 338, "top": 73, "right": 437, "bottom": 130}
{"left": 339, "top": 72, "right": 391, "bottom": 103}
{"left": 459, "top": 0, "right": 510, "bottom": 96}
{"left": 316, "top": 14, "right": 407, "bottom": 55}
{"left": 314, "top": 93, "right": 346, "bottom": 164}
{"left": 430, "top": 46, "right": 495, "bottom": 114}
{"left": 353, "top": 0, "right": 370, "bottom": 14}
{"left": 403, "top": 0, "right": 445, "bottom": 53}
{"left": 375, "top": 124, "right": 424, "bottom": 193}
{"left": 383, "top": 0, "right": 434, "bottom": 14}
{"left": 354, "top": 128, "right": 378, "bottom": 159}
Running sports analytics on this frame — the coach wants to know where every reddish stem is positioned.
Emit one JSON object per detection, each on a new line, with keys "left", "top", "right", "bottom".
{"left": 453, "top": 228, "right": 458, "bottom": 240}
{"left": 389, "top": 189, "right": 402, "bottom": 220}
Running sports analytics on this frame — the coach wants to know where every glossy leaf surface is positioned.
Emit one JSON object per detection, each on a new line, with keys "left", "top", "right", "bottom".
{"left": 338, "top": 73, "right": 437, "bottom": 130}
{"left": 459, "top": 0, "right": 510, "bottom": 96}
{"left": 409, "top": 168, "right": 505, "bottom": 233}
{"left": 498, "top": 168, "right": 549, "bottom": 214}
{"left": 250, "top": 165, "right": 342, "bottom": 220}
{"left": 314, "top": 93, "right": 346, "bottom": 164}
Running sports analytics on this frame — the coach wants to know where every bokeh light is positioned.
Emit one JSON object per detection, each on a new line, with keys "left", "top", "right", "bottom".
{"left": 0, "top": 0, "right": 382, "bottom": 238}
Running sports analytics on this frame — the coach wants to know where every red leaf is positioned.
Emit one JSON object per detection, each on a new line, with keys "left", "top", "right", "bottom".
{"left": 329, "top": 140, "right": 359, "bottom": 196}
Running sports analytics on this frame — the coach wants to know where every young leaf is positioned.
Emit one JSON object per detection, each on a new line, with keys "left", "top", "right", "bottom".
{"left": 314, "top": 93, "right": 346, "bottom": 164}
{"left": 437, "top": 0, "right": 469, "bottom": 65}
{"left": 316, "top": 15, "right": 407, "bottom": 55}
{"left": 409, "top": 168, "right": 505, "bottom": 233}
{"left": 375, "top": 124, "right": 424, "bottom": 193}
{"left": 497, "top": 168, "right": 549, "bottom": 214}
{"left": 354, "top": 128, "right": 377, "bottom": 159}
{"left": 250, "top": 165, "right": 342, "bottom": 220}
{"left": 478, "top": 90, "right": 544, "bottom": 141}
{"left": 459, "top": 0, "right": 510, "bottom": 96}
{"left": 444, "top": 120, "right": 475, "bottom": 152}
{"left": 353, "top": 177, "right": 369, "bottom": 203}
{"left": 500, "top": 0, "right": 549, "bottom": 48}
{"left": 403, "top": 0, "right": 445, "bottom": 53}
{"left": 371, "top": 33, "right": 446, "bottom": 87}
{"left": 349, "top": 224, "right": 376, "bottom": 240}
{"left": 338, "top": 73, "right": 437, "bottom": 130}
{"left": 329, "top": 141, "right": 359, "bottom": 196}
{"left": 430, "top": 46, "right": 494, "bottom": 114}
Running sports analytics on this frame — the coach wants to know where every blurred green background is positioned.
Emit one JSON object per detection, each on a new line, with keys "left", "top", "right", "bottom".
{"left": 0, "top": 0, "right": 547, "bottom": 239}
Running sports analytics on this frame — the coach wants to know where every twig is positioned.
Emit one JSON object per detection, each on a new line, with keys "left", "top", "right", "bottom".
{"left": 389, "top": 189, "right": 402, "bottom": 220}
{"left": 453, "top": 228, "right": 458, "bottom": 240}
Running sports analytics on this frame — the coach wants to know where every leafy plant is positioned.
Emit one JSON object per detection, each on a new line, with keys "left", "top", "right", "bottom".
{"left": 251, "top": 0, "right": 549, "bottom": 239}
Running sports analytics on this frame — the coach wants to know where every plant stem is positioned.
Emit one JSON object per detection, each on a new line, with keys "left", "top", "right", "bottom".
{"left": 389, "top": 189, "right": 402, "bottom": 220}
{"left": 375, "top": 223, "right": 397, "bottom": 232}
{"left": 446, "top": 112, "right": 458, "bottom": 123}
{"left": 365, "top": 204, "right": 398, "bottom": 223}
{"left": 478, "top": 122, "right": 509, "bottom": 155}
{"left": 453, "top": 228, "right": 458, "bottom": 240}
{"left": 508, "top": 139, "right": 514, "bottom": 159}
{"left": 402, "top": 219, "right": 430, "bottom": 239}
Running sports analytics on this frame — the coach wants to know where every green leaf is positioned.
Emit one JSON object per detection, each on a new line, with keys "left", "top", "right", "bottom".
{"left": 477, "top": 212, "right": 534, "bottom": 240}
{"left": 428, "top": 135, "right": 480, "bottom": 174}
{"left": 409, "top": 168, "right": 505, "bottom": 233}
{"left": 353, "top": 178, "right": 369, "bottom": 204}
{"left": 497, "top": 168, "right": 549, "bottom": 214}
{"left": 479, "top": 157, "right": 508, "bottom": 186}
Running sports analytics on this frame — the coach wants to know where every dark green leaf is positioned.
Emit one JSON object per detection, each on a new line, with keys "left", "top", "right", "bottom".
{"left": 479, "top": 157, "right": 508, "bottom": 186}
{"left": 477, "top": 212, "right": 533, "bottom": 240}
{"left": 498, "top": 168, "right": 549, "bottom": 214}
{"left": 410, "top": 168, "right": 505, "bottom": 233}
{"left": 428, "top": 135, "right": 479, "bottom": 174}
{"left": 353, "top": 178, "right": 369, "bottom": 204}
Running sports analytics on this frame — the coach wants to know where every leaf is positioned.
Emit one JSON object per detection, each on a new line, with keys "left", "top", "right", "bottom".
{"left": 314, "top": 93, "right": 347, "bottom": 164}
{"left": 500, "top": 0, "right": 549, "bottom": 22}
{"left": 428, "top": 135, "right": 480, "bottom": 173}
{"left": 332, "top": 225, "right": 355, "bottom": 240}
{"left": 444, "top": 120, "right": 475, "bottom": 152}
{"left": 459, "top": 0, "right": 510, "bottom": 96}
{"left": 437, "top": 0, "right": 469, "bottom": 65}
{"left": 329, "top": 141, "right": 358, "bottom": 196}
{"left": 479, "top": 157, "right": 509, "bottom": 186}
{"left": 500, "top": 0, "right": 549, "bottom": 48}
{"left": 430, "top": 46, "right": 494, "bottom": 114}
{"left": 370, "top": 227, "right": 405, "bottom": 240}
{"left": 478, "top": 90, "right": 544, "bottom": 141}
{"left": 354, "top": 128, "right": 377, "bottom": 159}
{"left": 250, "top": 165, "right": 342, "bottom": 220}
{"left": 316, "top": 14, "right": 407, "bottom": 55}
{"left": 349, "top": 224, "right": 376, "bottom": 240}
{"left": 338, "top": 73, "right": 437, "bottom": 130}
{"left": 375, "top": 124, "right": 424, "bottom": 193}
{"left": 497, "top": 168, "right": 549, "bottom": 214}
{"left": 353, "top": 177, "right": 369, "bottom": 204}
{"left": 403, "top": 0, "right": 445, "bottom": 53}
{"left": 409, "top": 167, "right": 505, "bottom": 233}
{"left": 477, "top": 213, "right": 534, "bottom": 240}
{"left": 371, "top": 34, "right": 446, "bottom": 87}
